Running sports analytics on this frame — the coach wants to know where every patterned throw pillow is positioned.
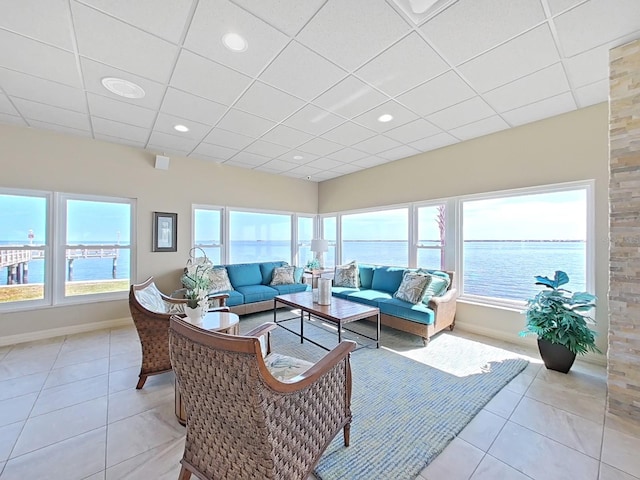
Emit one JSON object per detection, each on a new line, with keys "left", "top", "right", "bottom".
{"left": 208, "top": 267, "right": 233, "bottom": 293}
{"left": 394, "top": 271, "right": 432, "bottom": 304}
{"left": 417, "top": 270, "right": 451, "bottom": 303}
{"left": 333, "top": 261, "right": 359, "bottom": 288}
{"left": 270, "top": 266, "right": 296, "bottom": 285}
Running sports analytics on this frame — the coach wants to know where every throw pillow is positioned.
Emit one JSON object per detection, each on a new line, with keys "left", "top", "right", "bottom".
{"left": 417, "top": 269, "right": 451, "bottom": 303}
{"left": 293, "top": 266, "right": 304, "bottom": 283}
{"left": 208, "top": 267, "right": 233, "bottom": 293}
{"left": 271, "top": 266, "right": 296, "bottom": 285}
{"left": 394, "top": 271, "right": 432, "bottom": 304}
{"left": 333, "top": 260, "right": 359, "bottom": 288}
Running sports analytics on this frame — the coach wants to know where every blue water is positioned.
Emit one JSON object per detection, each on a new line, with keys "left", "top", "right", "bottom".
{"left": 1, "top": 240, "right": 586, "bottom": 301}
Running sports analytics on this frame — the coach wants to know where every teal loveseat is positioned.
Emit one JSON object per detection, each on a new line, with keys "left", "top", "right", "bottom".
{"left": 332, "top": 265, "right": 457, "bottom": 345}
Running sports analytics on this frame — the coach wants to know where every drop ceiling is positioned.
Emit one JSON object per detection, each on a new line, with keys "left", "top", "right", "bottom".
{"left": 0, "top": 0, "right": 638, "bottom": 182}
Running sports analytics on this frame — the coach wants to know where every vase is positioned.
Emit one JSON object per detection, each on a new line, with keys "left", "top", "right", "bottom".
{"left": 537, "top": 338, "right": 576, "bottom": 373}
{"left": 184, "top": 305, "right": 206, "bottom": 324}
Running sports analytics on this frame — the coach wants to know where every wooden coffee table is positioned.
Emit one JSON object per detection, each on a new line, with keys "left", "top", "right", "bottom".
{"left": 175, "top": 311, "right": 240, "bottom": 425}
{"left": 274, "top": 291, "right": 380, "bottom": 350}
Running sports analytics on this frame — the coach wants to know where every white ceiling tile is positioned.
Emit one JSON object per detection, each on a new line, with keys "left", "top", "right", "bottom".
{"left": 1, "top": 0, "right": 73, "bottom": 50}
{"left": 427, "top": 96, "right": 496, "bottom": 130}
{"left": 563, "top": 46, "right": 609, "bottom": 89}
{"left": 80, "top": 58, "right": 165, "bottom": 110}
{"left": 553, "top": 0, "right": 640, "bottom": 57}
{"left": 0, "top": 68, "right": 86, "bottom": 113}
{"left": 12, "top": 98, "right": 90, "bottom": 131}
{"left": 384, "top": 118, "right": 441, "bottom": 143}
{"left": 148, "top": 130, "right": 199, "bottom": 152}
{"left": 28, "top": 120, "right": 91, "bottom": 137}
{"left": 204, "top": 128, "right": 256, "bottom": 149}
{"left": 277, "top": 150, "right": 319, "bottom": 164}
{"left": 449, "top": 115, "right": 510, "bottom": 141}
{"left": 351, "top": 156, "right": 389, "bottom": 168}
{"left": 147, "top": 144, "right": 191, "bottom": 156}
{"left": 298, "top": 137, "right": 344, "bottom": 156}
{"left": 217, "top": 109, "right": 275, "bottom": 137}
{"left": 296, "top": 0, "right": 410, "bottom": 71}
{"left": 192, "top": 142, "right": 237, "bottom": 160}
{"left": 396, "top": 71, "right": 475, "bottom": 116}
{"left": 234, "top": 82, "right": 305, "bottom": 122}
{"left": 0, "top": 113, "right": 28, "bottom": 127}
{"left": 153, "top": 112, "right": 211, "bottom": 140}
{"left": 483, "top": 63, "right": 571, "bottom": 113}
{"left": 352, "top": 101, "right": 419, "bottom": 133}
{"left": 327, "top": 147, "right": 369, "bottom": 162}
{"left": 286, "top": 164, "right": 323, "bottom": 176}
{"left": 261, "top": 125, "right": 314, "bottom": 148}
{"left": 305, "top": 157, "right": 345, "bottom": 170}
{"left": 0, "top": 93, "right": 19, "bottom": 116}
{"left": 232, "top": 0, "right": 326, "bottom": 36}
{"left": 422, "top": 0, "right": 546, "bottom": 65}
{"left": 331, "top": 163, "right": 363, "bottom": 174}
{"left": 258, "top": 159, "right": 298, "bottom": 172}
{"left": 71, "top": 3, "right": 178, "bottom": 83}
{"left": 352, "top": 135, "right": 402, "bottom": 154}
{"left": 547, "top": 0, "right": 584, "bottom": 16}
{"left": 254, "top": 166, "right": 283, "bottom": 174}
{"left": 322, "top": 122, "right": 376, "bottom": 146}
{"left": 170, "top": 50, "right": 252, "bottom": 105}
{"left": 230, "top": 151, "right": 270, "bottom": 166}
{"left": 189, "top": 152, "right": 225, "bottom": 163}
{"left": 502, "top": 91, "right": 577, "bottom": 126}
{"left": 78, "top": 0, "right": 194, "bottom": 43}
{"left": 161, "top": 88, "right": 227, "bottom": 126}
{"left": 378, "top": 144, "right": 421, "bottom": 161}
{"left": 458, "top": 24, "right": 560, "bottom": 92}
{"left": 243, "top": 140, "right": 289, "bottom": 158}
{"left": 356, "top": 32, "right": 449, "bottom": 96}
{"left": 260, "top": 41, "right": 346, "bottom": 101}
{"left": 313, "top": 76, "right": 388, "bottom": 119}
{"left": 574, "top": 79, "right": 608, "bottom": 108}
{"left": 87, "top": 93, "right": 156, "bottom": 129}
{"left": 94, "top": 133, "right": 145, "bottom": 148}
{"left": 92, "top": 117, "right": 150, "bottom": 142}
{"left": 283, "top": 104, "right": 344, "bottom": 136}
{"left": 313, "top": 170, "right": 342, "bottom": 180}
{"left": 185, "top": 0, "right": 289, "bottom": 77}
{"left": 409, "top": 132, "right": 459, "bottom": 151}
{"left": 0, "top": 30, "right": 81, "bottom": 88}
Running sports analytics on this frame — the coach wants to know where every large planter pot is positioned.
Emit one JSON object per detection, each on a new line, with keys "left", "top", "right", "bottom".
{"left": 537, "top": 338, "right": 576, "bottom": 373}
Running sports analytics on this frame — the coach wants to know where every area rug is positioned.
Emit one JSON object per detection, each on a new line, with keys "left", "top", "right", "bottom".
{"left": 240, "top": 313, "right": 529, "bottom": 480}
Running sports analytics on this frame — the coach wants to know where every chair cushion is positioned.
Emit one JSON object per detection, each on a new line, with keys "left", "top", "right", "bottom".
{"left": 270, "top": 266, "right": 295, "bottom": 285}
{"left": 334, "top": 261, "right": 359, "bottom": 288}
{"left": 332, "top": 286, "right": 360, "bottom": 299}
{"left": 358, "top": 264, "right": 376, "bottom": 289}
{"left": 135, "top": 283, "right": 167, "bottom": 313}
{"left": 394, "top": 271, "right": 431, "bottom": 304}
{"left": 346, "top": 289, "right": 392, "bottom": 307}
{"left": 259, "top": 261, "right": 288, "bottom": 285}
{"left": 371, "top": 267, "right": 405, "bottom": 293}
{"left": 226, "top": 263, "right": 263, "bottom": 287}
{"left": 234, "top": 285, "right": 278, "bottom": 304}
{"left": 264, "top": 353, "right": 313, "bottom": 382}
{"left": 378, "top": 298, "right": 435, "bottom": 325}
{"left": 222, "top": 289, "right": 244, "bottom": 307}
{"left": 271, "top": 283, "right": 309, "bottom": 295}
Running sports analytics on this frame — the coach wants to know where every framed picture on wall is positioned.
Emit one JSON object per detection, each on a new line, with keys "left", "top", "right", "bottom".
{"left": 152, "top": 212, "right": 177, "bottom": 252}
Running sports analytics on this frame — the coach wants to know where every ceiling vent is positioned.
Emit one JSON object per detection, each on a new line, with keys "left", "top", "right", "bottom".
{"left": 390, "top": 0, "right": 459, "bottom": 24}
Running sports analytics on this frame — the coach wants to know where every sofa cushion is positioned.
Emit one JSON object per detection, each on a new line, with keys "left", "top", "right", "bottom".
{"left": 226, "top": 263, "right": 263, "bottom": 288}
{"left": 358, "top": 264, "right": 376, "bottom": 289}
{"left": 259, "top": 261, "right": 288, "bottom": 285}
{"left": 223, "top": 290, "right": 245, "bottom": 307}
{"left": 378, "top": 298, "right": 435, "bottom": 325}
{"left": 371, "top": 267, "right": 405, "bottom": 294}
{"left": 270, "top": 266, "right": 295, "bottom": 285}
{"left": 334, "top": 260, "right": 359, "bottom": 288}
{"left": 394, "top": 271, "right": 431, "bottom": 304}
{"left": 271, "top": 283, "right": 309, "bottom": 295}
{"left": 346, "top": 289, "right": 392, "bottom": 307}
{"left": 332, "top": 286, "right": 360, "bottom": 299}
{"left": 234, "top": 285, "right": 278, "bottom": 304}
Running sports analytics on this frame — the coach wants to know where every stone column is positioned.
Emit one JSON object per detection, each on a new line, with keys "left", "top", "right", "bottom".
{"left": 608, "top": 38, "right": 640, "bottom": 425}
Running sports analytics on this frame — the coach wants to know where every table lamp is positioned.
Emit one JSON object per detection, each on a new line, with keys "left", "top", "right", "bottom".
{"left": 310, "top": 239, "right": 329, "bottom": 269}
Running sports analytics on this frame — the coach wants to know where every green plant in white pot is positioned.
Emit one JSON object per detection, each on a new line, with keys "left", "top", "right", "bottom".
{"left": 521, "top": 270, "right": 600, "bottom": 373}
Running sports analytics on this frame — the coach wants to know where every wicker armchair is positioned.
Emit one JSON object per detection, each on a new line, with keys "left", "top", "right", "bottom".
{"left": 168, "top": 316, "right": 356, "bottom": 480}
{"left": 129, "top": 277, "right": 229, "bottom": 389}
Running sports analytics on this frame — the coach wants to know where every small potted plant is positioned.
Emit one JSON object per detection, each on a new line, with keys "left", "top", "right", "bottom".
{"left": 520, "top": 270, "right": 600, "bottom": 373}
{"left": 181, "top": 249, "right": 213, "bottom": 323}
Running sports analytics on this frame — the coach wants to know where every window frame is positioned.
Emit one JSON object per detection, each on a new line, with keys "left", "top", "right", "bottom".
{"left": 192, "top": 204, "right": 226, "bottom": 265}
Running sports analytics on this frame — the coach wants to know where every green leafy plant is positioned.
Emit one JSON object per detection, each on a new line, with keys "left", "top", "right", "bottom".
{"left": 306, "top": 258, "right": 320, "bottom": 270}
{"left": 181, "top": 248, "right": 213, "bottom": 309}
{"left": 520, "top": 270, "right": 601, "bottom": 355}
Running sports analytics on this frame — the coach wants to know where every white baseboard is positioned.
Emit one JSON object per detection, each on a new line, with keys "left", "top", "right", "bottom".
{"left": 0, "top": 317, "right": 133, "bottom": 347}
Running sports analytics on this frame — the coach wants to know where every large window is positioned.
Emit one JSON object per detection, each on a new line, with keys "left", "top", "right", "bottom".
{"left": 322, "top": 216, "right": 337, "bottom": 268}
{"left": 461, "top": 184, "right": 590, "bottom": 304}
{"left": 228, "top": 210, "right": 292, "bottom": 264}
{"left": 193, "top": 206, "right": 223, "bottom": 264}
{"left": 416, "top": 204, "right": 445, "bottom": 270}
{"left": 297, "top": 216, "right": 314, "bottom": 267}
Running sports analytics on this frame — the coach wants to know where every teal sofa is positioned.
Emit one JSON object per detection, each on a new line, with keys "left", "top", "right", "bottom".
{"left": 212, "top": 261, "right": 309, "bottom": 315}
{"left": 332, "top": 265, "right": 457, "bottom": 345}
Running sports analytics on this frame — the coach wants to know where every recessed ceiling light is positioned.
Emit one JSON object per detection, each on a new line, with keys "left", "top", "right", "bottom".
{"left": 293, "top": 155, "right": 304, "bottom": 160}
{"left": 173, "top": 124, "right": 190, "bottom": 133}
{"left": 378, "top": 114, "right": 394, "bottom": 123}
{"left": 222, "top": 33, "right": 248, "bottom": 52}
{"left": 101, "top": 77, "right": 145, "bottom": 99}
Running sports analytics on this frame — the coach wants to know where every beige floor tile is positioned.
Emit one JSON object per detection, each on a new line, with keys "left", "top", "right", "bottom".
{"left": 0, "top": 354, "right": 58, "bottom": 382}
{"left": 0, "top": 427, "right": 106, "bottom": 480}
{"left": 483, "top": 387, "right": 522, "bottom": 419}
{"left": 106, "top": 402, "right": 184, "bottom": 468}
{"left": 420, "top": 437, "right": 484, "bottom": 480}
{"left": 107, "top": 377, "right": 174, "bottom": 423}
{"left": 108, "top": 366, "right": 140, "bottom": 394}
{"left": 605, "top": 412, "right": 640, "bottom": 439}
{"left": 5, "top": 336, "right": 64, "bottom": 354}
{"left": 0, "top": 421, "right": 24, "bottom": 462}
{"left": 600, "top": 462, "right": 640, "bottom": 480}
{"left": 535, "top": 365, "right": 606, "bottom": 399}
{"left": 0, "top": 345, "right": 12, "bottom": 360}
{"left": 601, "top": 426, "right": 640, "bottom": 477}
{"left": 503, "top": 371, "right": 536, "bottom": 395}
{"left": 44, "top": 357, "right": 110, "bottom": 389}
{"left": 32, "top": 374, "right": 108, "bottom": 416}
{"left": 0, "top": 393, "right": 38, "bottom": 428}
{"left": 469, "top": 454, "right": 531, "bottom": 480}
{"left": 2, "top": 342, "right": 62, "bottom": 362}
{"left": 54, "top": 345, "right": 110, "bottom": 369}
{"left": 489, "top": 422, "right": 599, "bottom": 480}
{"left": 521, "top": 361, "right": 542, "bottom": 377}
{"left": 109, "top": 338, "right": 141, "bottom": 357}
{"left": 11, "top": 396, "right": 107, "bottom": 457}
{"left": 510, "top": 396, "right": 603, "bottom": 458}
{"left": 109, "top": 351, "right": 142, "bottom": 373}
{"left": 0, "top": 372, "right": 47, "bottom": 401}
{"left": 84, "top": 472, "right": 106, "bottom": 480}
{"left": 105, "top": 437, "right": 184, "bottom": 480}
{"left": 457, "top": 409, "right": 507, "bottom": 452}
{"left": 62, "top": 330, "right": 110, "bottom": 349}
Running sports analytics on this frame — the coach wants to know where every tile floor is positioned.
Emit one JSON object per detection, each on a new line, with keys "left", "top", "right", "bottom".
{"left": 0, "top": 317, "right": 639, "bottom": 480}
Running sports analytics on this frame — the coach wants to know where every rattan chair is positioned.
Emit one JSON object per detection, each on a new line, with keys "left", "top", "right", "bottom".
{"left": 168, "top": 316, "right": 356, "bottom": 480}
{"left": 129, "top": 277, "right": 229, "bottom": 389}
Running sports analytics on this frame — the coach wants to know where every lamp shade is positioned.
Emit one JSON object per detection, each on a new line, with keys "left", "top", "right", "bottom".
{"left": 310, "top": 239, "right": 329, "bottom": 253}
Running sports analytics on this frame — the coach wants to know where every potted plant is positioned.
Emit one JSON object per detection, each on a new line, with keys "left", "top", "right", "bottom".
{"left": 520, "top": 270, "right": 600, "bottom": 373}
{"left": 181, "top": 249, "right": 213, "bottom": 323}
